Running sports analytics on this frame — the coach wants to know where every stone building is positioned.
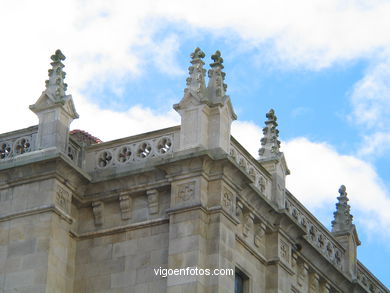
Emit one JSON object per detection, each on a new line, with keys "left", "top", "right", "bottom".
{"left": 0, "top": 48, "right": 388, "bottom": 293}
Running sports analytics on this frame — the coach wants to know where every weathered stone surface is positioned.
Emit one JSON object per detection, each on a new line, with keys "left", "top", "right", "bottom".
{"left": 0, "top": 49, "right": 387, "bottom": 293}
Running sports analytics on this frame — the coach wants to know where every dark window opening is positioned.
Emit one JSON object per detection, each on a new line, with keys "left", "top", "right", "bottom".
{"left": 235, "top": 269, "right": 249, "bottom": 293}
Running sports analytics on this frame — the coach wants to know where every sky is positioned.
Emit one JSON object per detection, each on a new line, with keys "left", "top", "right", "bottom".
{"left": 1, "top": 0, "right": 390, "bottom": 288}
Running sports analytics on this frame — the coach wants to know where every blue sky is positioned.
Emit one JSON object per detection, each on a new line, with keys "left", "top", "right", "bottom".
{"left": 1, "top": 0, "right": 390, "bottom": 288}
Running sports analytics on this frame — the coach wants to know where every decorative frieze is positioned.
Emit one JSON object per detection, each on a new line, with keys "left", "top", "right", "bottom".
{"left": 92, "top": 201, "right": 104, "bottom": 226}
{"left": 357, "top": 265, "right": 386, "bottom": 293}
{"left": 147, "top": 189, "right": 159, "bottom": 215}
{"left": 119, "top": 193, "right": 132, "bottom": 220}
{"left": 285, "top": 198, "right": 343, "bottom": 270}
{"left": 229, "top": 142, "right": 269, "bottom": 198}
{"left": 94, "top": 134, "right": 174, "bottom": 169}
{"left": 0, "top": 133, "right": 36, "bottom": 160}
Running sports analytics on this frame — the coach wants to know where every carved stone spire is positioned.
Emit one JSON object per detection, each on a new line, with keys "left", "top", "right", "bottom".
{"left": 258, "top": 109, "right": 281, "bottom": 158}
{"left": 332, "top": 185, "right": 354, "bottom": 232}
{"left": 44, "top": 49, "right": 68, "bottom": 101}
{"left": 30, "top": 50, "right": 78, "bottom": 152}
{"left": 258, "top": 108, "right": 289, "bottom": 209}
{"left": 185, "top": 47, "right": 207, "bottom": 99}
{"left": 174, "top": 48, "right": 236, "bottom": 152}
{"left": 331, "top": 185, "right": 360, "bottom": 279}
{"left": 207, "top": 50, "right": 228, "bottom": 103}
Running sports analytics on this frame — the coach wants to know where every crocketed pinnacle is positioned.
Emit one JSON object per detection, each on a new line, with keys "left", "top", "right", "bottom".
{"left": 185, "top": 47, "right": 206, "bottom": 98}
{"left": 332, "top": 185, "right": 354, "bottom": 232}
{"left": 207, "top": 50, "right": 228, "bottom": 103}
{"left": 44, "top": 49, "right": 68, "bottom": 101}
{"left": 258, "top": 109, "right": 281, "bottom": 158}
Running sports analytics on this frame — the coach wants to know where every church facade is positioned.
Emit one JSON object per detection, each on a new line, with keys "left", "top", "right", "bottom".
{"left": 0, "top": 49, "right": 388, "bottom": 293}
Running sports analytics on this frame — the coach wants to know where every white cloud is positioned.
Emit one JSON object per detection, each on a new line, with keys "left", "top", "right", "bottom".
{"left": 231, "top": 121, "right": 262, "bottom": 158}
{"left": 2, "top": 0, "right": 390, "bottom": 136}
{"left": 71, "top": 95, "right": 180, "bottom": 142}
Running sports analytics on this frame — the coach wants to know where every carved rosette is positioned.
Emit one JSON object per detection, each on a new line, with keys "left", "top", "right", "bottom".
{"left": 176, "top": 181, "right": 195, "bottom": 203}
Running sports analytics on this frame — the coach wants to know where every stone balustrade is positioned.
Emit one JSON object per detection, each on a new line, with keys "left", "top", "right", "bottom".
{"left": 0, "top": 126, "right": 37, "bottom": 160}
{"left": 285, "top": 192, "right": 345, "bottom": 271}
{"left": 229, "top": 137, "right": 271, "bottom": 199}
{"left": 84, "top": 126, "right": 179, "bottom": 172}
{"left": 357, "top": 262, "right": 387, "bottom": 293}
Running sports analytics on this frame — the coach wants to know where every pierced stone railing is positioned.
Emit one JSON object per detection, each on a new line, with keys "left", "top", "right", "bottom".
{"left": 229, "top": 137, "right": 271, "bottom": 199}
{"left": 85, "top": 126, "right": 179, "bottom": 172}
{"left": 285, "top": 193, "right": 344, "bottom": 271}
{"left": 357, "top": 262, "right": 388, "bottom": 293}
{"left": 0, "top": 126, "right": 37, "bottom": 160}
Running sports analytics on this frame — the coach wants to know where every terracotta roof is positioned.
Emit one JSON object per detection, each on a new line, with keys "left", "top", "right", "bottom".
{"left": 69, "top": 129, "right": 102, "bottom": 145}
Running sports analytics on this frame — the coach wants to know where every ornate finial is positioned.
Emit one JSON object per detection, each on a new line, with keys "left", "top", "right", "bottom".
{"left": 185, "top": 47, "right": 206, "bottom": 96}
{"left": 258, "top": 109, "right": 281, "bottom": 158}
{"left": 339, "top": 185, "right": 347, "bottom": 196}
{"left": 210, "top": 50, "right": 224, "bottom": 69}
{"left": 332, "top": 185, "right": 354, "bottom": 233}
{"left": 207, "top": 50, "right": 227, "bottom": 102}
{"left": 44, "top": 49, "right": 68, "bottom": 100}
{"left": 266, "top": 109, "right": 277, "bottom": 121}
{"left": 190, "top": 47, "right": 205, "bottom": 61}
{"left": 51, "top": 49, "right": 66, "bottom": 62}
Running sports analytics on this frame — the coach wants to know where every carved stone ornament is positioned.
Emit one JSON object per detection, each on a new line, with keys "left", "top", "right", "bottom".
{"left": 320, "top": 282, "right": 331, "bottom": 293}
{"left": 119, "top": 193, "right": 132, "bottom": 220}
{"left": 309, "top": 272, "right": 320, "bottom": 293}
{"left": 242, "top": 212, "right": 254, "bottom": 237}
{"left": 222, "top": 189, "right": 234, "bottom": 213}
{"left": 298, "top": 262, "right": 309, "bottom": 287}
{"left": 56, "top": 185, "right": 71, "bottom": 213}
{"left": 176, "top": 181, "right": 195, "bottom": 202}
{"left": 236, "top": 200, "right": 244, "bottom": 220}
{"left": 147, "top": 189, "right": 159, "bottom": 215}
{"left": 254, "top": 223, "right": 266, "bottom": 247}
{"left": 280, "top": 240, "right": 290, "bottom": 263}
{"left": 92, "top": 201, "right": 104, "bottom": 226}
